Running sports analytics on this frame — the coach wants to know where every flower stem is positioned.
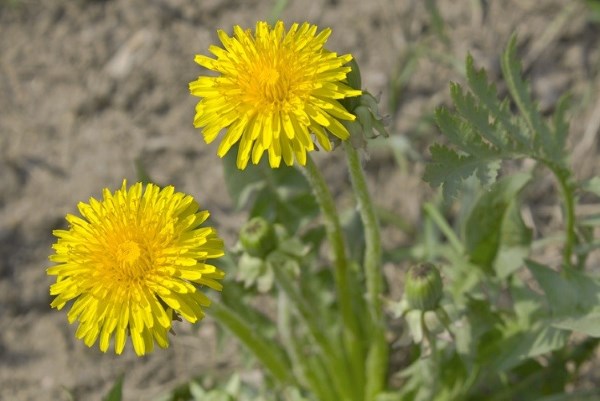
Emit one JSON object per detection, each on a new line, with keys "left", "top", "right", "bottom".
{"left": 207, "top": 301, "right": 294, "bottom": 385}
{"left": 423, "top": 202, "right": 464, "bottom": 254}
{"left": 343, "top": 142, "right": 388, "bottom": 400}
{"left": 301, "top": 155, "right": 364, "bottom": 392}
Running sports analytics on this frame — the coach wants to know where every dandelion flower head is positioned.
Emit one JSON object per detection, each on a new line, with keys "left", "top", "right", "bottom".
{"left": 189, "top": 21, "right": 362, "bottom": 169}
{"left": 48, "top": 181, "right": 225, "bottom": 356}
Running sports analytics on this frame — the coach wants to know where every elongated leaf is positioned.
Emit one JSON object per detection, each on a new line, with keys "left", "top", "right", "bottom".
{"left": 501, "top": 36, "right": 558, "bottom": 161}
{"left": 553, "top": 312, "right": 600, "bottom": 337}
{"left": 473, "top": 285, "right": 569, "bottom": 372}
{"left": 485, "top": 323, "right": 569, "bottom": 372}
{"left": 526, "top": 260, "right": 600, "bottom": 337}
{"left": 464, "top": 173, "right": 531, "bottom": 272}
{"left": 494, "top": 200, "right": 533, "bottom": 278}
{"left": 526, "top": 260, "right": 595, "bottom": 313}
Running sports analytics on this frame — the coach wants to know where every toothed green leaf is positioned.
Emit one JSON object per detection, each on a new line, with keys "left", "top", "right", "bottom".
{"left": 424, "top": 144, "right": 500, "bottom": 200}
{"left": 427, "top": 36, "right": 571, "bottom": 203}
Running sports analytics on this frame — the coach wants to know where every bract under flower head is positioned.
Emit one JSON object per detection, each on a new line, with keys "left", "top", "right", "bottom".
{"left": 47, "top": 180, "right": 225, "bottom": 356}
{"left": 189, "top": 21, "right": 361, "bottom": 169}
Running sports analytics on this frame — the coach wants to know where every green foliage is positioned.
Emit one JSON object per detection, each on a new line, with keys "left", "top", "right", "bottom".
{"left": 222, "top": 146, "right": 318, "bottom": 233}
{"left": 463, "top": 172, "right": 532, "bottom": 274}
{"left": 205, "top": 32, "right": 599, "bottom": 401}
{"left": 527, "top": 260, "right": 600, "bottom": 337}
{"left": 424, "top": 36, "right": 571, "bottom": 200}
{"left": 410, "top": 34, "right": 600, "bottom": 401}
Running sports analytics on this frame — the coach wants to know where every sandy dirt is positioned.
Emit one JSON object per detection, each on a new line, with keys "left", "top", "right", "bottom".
{"left": 1, "top": 0, "right": 599, "bottom": 400}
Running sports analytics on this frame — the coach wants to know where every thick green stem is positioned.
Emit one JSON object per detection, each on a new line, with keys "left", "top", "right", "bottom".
{"left": 207, "top": 301, "right": 294, "bottom": 385}
{"left": 301, "top": 155, "right": 364, "bottom": 392}
{"left": 344, "top": 142, "right": 388, "bottom": 400}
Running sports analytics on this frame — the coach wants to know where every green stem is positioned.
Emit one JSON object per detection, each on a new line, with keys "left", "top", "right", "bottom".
{"left": 420, "top": 311, "right": 440, "bottom": 398}
{"left": 207, "top": 301, "right": 294, "bottom": 385}
{"left": 343, "top": 142, "right": 388, "bottom": 400}
{"left": 301, "top": 155, "right": 364, "bottom": 393}
{"left": 423, "top": 202, "right": 464, "bottom": 254}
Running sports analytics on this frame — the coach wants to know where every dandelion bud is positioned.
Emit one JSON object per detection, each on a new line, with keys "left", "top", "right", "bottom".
{"left": 240, "top": 217, "right": 277, "bottom": 258}
{"left": 405, "top": 263, "right": 443, "bottom": 312}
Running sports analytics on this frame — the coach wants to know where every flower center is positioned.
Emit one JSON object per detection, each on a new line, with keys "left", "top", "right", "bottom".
{"left": 116, "top": 240, "right": 141, "bottom": 266}
{"left": 111, "top": 239, "right": 153, "bottom": 283}
{"left": 256, "top": 66, "right": 290, "bottom": 104}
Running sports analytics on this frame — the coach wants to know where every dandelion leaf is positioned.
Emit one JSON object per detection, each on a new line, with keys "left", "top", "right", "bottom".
{"left": 501, "top": 35, "right": 566, "bottom": 162}
{"left": 424, "top": 144, "right": 500, "bottom": 200}
{"left": 526, "top": 260, "right": 600, "bottom": 337}
{"left": 427, "top": 36, "right": 571, "bottom": 202}
{"left": 464, "top": 173, "right": 531, "bottom": 273}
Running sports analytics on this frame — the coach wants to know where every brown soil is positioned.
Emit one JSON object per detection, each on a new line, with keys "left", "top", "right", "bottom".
{"left": 1, "top": 0, "right": 599, "bottom": 400}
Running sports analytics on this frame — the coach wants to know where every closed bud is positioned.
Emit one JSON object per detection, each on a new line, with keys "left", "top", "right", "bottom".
{"left": 405, "top": 263, "right": 443, "bottom": 312}
{"left": 239, "top": 217, "right": 277, "bottom": 258}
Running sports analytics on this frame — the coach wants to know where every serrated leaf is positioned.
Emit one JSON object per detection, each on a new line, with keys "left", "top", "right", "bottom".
{"left": 435, "top": 106, "right": 496, "bottom": 157}
{"left": 501, "top": 35, "right": 557, "bottom": 160}
{"left": 464, "top": 173, "right": 531, "bottom": 272}
{"left": 465, "top": 54, "right": 528, "bottom": 150}
{"left": 450, "top": 81, "right": 508, "bottom": 150}
{"left": 424, "top": 144, "right": 500, "bottom": 200}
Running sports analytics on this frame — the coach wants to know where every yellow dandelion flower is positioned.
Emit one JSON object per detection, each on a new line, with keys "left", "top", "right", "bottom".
{"left": 47, "top": 181, "right": 225, "bottom": 356}
{"left": 189, "top": 21, "right": 362, "bottom": 169}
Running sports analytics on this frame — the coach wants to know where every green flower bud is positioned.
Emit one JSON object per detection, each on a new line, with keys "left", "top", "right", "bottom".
{"left": 239, "top": 217, "right": 277, "bottom": 258}
{"left": 405, "top": 263, "right": 443, "bottom": 312}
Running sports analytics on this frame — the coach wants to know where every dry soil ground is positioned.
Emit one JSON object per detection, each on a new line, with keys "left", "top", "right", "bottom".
{"left": 1, "top": 0, "right": 599, "bottom": 400}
